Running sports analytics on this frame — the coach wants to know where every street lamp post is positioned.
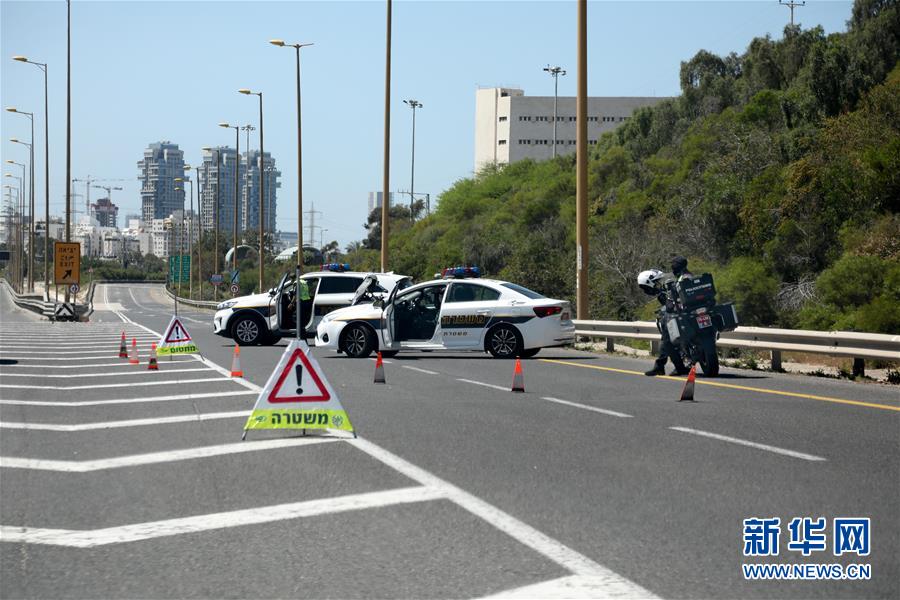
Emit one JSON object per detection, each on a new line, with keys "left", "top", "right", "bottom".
{"left": 543, "top": 65, "right": 566, "bottom": 159}
{"left": 403, "top": 100, "right": 422, "bottom": 218}
{"left": 4, "top": 176, "right": 23, "bottom": 292}
{"left": 174, "top": 180, "right": 185, "bottom": 299}
{"left": 218, "top": 123, "right": 240, "bottom": 276}
{"left": 269, "top": 39, "right": 313, "bottom": 279}
{"left": 238, "top": 89, "right": 265, "bottom": 293}
{"left": 12, "top": 56, "right": 49, "bottom": 299}
{"left": 183, "top": 165, "right": 195, "bottom": 300}
{"left": 7, "top": 108, "right": 35, "bottom": 291}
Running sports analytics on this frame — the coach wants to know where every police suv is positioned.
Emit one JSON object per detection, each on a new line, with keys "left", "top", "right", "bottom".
{"left": 213, "top": 264, "right": 411, "bottom": 345}
{"left": 315, "top": 266, "right": 575, "bottom": 358}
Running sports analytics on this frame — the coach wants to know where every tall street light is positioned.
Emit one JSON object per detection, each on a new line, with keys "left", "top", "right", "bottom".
{"left": 202, "top": 147, "right": 222, "bottom": 301}
{"left": 183, "top": 165, "right": 195, "bottom": 300}
{"left": 238, "top": 88, "right": 265, "bottom": 293}
{"left": 7, "top": 108, "right": 35, "bottom": 291}
{"left": 174, "top": 180, "right": 185, "bottom": 299}
{"left": 218, "top": 122, "right": 240, "bottom": 275}
{"left": 576, "top": 0, "right": 588, "bottom": 319}
{"left": 269, "top": 39, "right": 313, "bottom": 276}
{"left": 4, "top": 175, "right": 23, "bottom": 292}
{"left": 381, "top": 0, "right": 392, "bottom": 272}
{"left": 403, "top": 99, "right": 422, "bottom": 219}
{"left": 543, "top": 65, "right": 566, "bottom": 159}
{"left": 13, "top": 56, "right": 49, "bottom": 299}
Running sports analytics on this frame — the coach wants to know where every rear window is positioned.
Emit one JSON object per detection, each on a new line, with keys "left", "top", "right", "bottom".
{"left": 500, "top": 282, "right": 545, "bottom": 299}
{"left": 318, "top": 276, "right": 365, "bottom": 294}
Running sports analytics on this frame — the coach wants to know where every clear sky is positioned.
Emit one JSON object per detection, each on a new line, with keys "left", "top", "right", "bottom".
{"left": 1, "top": 0, "right": 853, "bottom": 249}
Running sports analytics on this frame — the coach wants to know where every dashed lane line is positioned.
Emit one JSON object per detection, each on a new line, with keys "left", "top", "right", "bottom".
{"left": 0, "top": 390, "right": 255, "bottom": 407}
{"left": 458, "top": 378, "right": 508, "bottom": 392}
{"left": 0, "top": 486, "right": 443, "bottom": 547}
{"left": 1, "top": 367, "right": 212, "bottom": 379}
{"left": 540, "top": 358, "right": 900, "bottom": 413}
{"left": 0, "top": 377, "right": 229, "bottom": 391}
{"left": 540, "top": 397, "right": 633, "bottom": 419}
{"left": 402, "top": 366, "right": 439, "bottom": 375}
{"left": 1, "top": 410, "right": 250, "bottom": 431}
{"left": 669, "top": 426, "right": 827, "bottom": 461}
{"left": 0, "top": 437, "right": 337, "bottom": 472}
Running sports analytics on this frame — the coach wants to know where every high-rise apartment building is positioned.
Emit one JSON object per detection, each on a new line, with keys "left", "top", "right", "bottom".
{"left": 138, "top": 141, "right": 186, "bottom": 223}
{"left": 91, "top": 197, "right": 119, "bottom": 229}
{"left": 242, "top": 149, "right": 281, "bottom": 234}
{"left": 474, "top": 88, "right": 667, "bottom": 172}
{"left": 199, "top": 147, "right": 244, "bottom": 234}
{"left": 367, "top": 191, "right": 394, "bottom": 215}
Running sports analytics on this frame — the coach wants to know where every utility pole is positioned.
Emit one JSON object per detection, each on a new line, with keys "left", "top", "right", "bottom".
{"left": 304, "top": 202, "right": 322, "bottom": 253}
{"left": 543, "top": 65, "right": 567, "bottom": 158}
{"left": 403, "top": 99, "right": 422, "bottom": 218}
{"left": 576, "top": 0, "right": 588, "bottom": 319}
{"left": 779, "top": 0, "right": 805, "bottom": 26}
{"left": 381, "top": 0, "right": 392, "bottom": 272}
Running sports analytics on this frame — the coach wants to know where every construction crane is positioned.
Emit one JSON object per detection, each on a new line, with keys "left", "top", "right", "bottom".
{"left": 72, "top": 176, "right": 128, "bottom": 217}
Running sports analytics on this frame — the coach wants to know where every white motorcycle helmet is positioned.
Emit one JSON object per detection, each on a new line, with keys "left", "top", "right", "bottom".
{"left": 637, "top": 269, "right": 664, "bottom": 295}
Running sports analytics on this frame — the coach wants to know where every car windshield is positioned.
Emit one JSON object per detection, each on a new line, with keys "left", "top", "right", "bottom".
{"left": 500, "top": 282, "right": 545, "bottom": 299}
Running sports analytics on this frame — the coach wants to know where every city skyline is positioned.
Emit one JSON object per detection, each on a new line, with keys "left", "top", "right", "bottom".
{"left": 1, "top": 1, "right": 854, "bottom": 248}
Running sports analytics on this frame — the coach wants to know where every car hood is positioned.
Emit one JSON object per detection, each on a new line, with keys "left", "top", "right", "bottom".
{"left": 321, "top": 303, "right": 382, "bottom": 323}
{"left": 229, "top": 292, "right": 272, "bottom": 309}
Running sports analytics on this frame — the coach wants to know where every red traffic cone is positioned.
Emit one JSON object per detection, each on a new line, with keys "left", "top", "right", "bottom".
{"left": 118, "top": 331, "right": 128, "bottom": 358}
{"left": 679, "top": 364, "right": 697, "bottom": 401}
{"left": 230, "top": 345, "right": 243, "bottom": 378}
{"left": 148, "top": 343, "right": 159, "bottom": 370}
{"left": 511, "top": 358, "right": 525, "bottom": 392}
{"left": 374, "top": 352, "right": 386, "bottom": 384}
{"left": 129, "top": 338, "right": 139, "bottom": 365}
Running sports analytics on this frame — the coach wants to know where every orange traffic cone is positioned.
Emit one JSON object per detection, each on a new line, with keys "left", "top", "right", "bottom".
{"left": 679, "top": 364, "right": 697, "bottom": 401}
{"left": 230, "top": 345, "right": 243, "bottom": 378}
{"left": 374, "top": 352, "right": 386, "bottom": 384}
{"left": 118, "top": 331, "right": 128, "bottom": 358}
{"left": 511, "top": 358, "right": 525, "bottom": 392}
{"left": 148, "top": 343, "right": 159, "bottom": 370}
{"left": 129, "top": 338, "right": 139, "bottom": 365}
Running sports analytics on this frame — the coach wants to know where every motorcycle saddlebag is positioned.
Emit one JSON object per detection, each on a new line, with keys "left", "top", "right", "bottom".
{"left": 665, "top": 314, "right": 687, "bottom": 345}
{"left": 677, "top": 273, "right": 717, "bottom": 309}
{"left": 710, "top": 302, "right": 739, "bottom": 332}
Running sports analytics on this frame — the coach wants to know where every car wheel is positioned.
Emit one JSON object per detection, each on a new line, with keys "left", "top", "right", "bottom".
{"left": 519, "top": 347, "right": 541, "bottom": 358}
{"left": 340, "top": 323, "right": 375, "bottom": 358}
{"left": 380, "top": 350, "right": 399, "bottom": 358}
{"left": 231, "top": 314, "right": 265, "bottom": 346}
{"left": 486, "top": 324, "right": 522, "bottom": 358}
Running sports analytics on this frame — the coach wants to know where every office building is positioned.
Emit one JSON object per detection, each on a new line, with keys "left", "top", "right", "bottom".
{"left": 474, "top": 88, "right": 667, "bottom": 171}
{"left": 138, "top": 141, "right": 186, "bottom": 223}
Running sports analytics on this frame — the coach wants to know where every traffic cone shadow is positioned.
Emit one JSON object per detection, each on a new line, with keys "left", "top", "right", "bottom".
{"left": 374, "top": 352, "right": 386, "bottom": 384}
{"left": 148, "top": 343, "right": 159, "bottom": 370}
{"left": 231, "top": 345, "right": 243, "bottom": 378}
{"left": 679, "top": 364, "right": 697, "bottom": 401}
{"left": 129, "top": 338, "right": 140, "bottom": 365}
{"left": 511, "top": 358, "right": 525, "bottom": 392}
{"left": 118, "top": 331, "right": 128, "bottom": 358}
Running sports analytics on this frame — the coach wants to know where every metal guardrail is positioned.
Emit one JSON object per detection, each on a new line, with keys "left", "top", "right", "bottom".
{"left": 574, "top": 320, "right": 900, "bottom": 376}
{"left": 162, "top": 286, "right": 219, "bottom": 310}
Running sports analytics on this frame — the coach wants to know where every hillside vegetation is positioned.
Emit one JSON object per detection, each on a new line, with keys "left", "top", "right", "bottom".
{"left": 348, "top": 0, "right": 899, "bottom": 333}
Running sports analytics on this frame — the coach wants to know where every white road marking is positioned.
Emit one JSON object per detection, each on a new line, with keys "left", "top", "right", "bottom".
{"left": 0, "top": 349, "right": 154, "bottom": 355}
{"left": 1, "top": 367, "right": 211, "bottom": 379}
{"left": 0, "top": 360, "right": 194, "bottom": 369}
{"left": 479, "top": 575, "right": 645, "bottom": 599}
{"left": 0, "top": 486, "right": 442, "bottom": 546}
{"left": 1, "top": 410, "right": 250, "bottom": 431}
{"left": 458, "top": 378, "right": 509, "bottom": 392}
{"left": 669, "top": 426, "right": 827, "bottom": 461}
{"left": 402, "top": 366, "right": 439, "bottom": 375}
{"left": 2, "top": 355, "right": 142, "bottom": 362}
{"left": 0, "top": 390, "right": 255, "bottom": 407}
{"left": 0, "top": 377, "right": 229, "bottom": 390}
{"left": 541, "top": 397, "right": 633, "bottom": 418}
{"left": 178, "top": 316, "right": 205, "bottom": 324}
{"left": 348, "top": 437, "right": 656, "bottom": 597}
{"left": 368, "top": 356, "right": 394, "bottom": 364}
{"left": 0, "top": 341, "right": 156, "bottom": 349}
{"left": 1, "top": 437, "right": 337, "bottom": 472}
{"left": 128, "top": 287, "right": 151, "bottom": 311}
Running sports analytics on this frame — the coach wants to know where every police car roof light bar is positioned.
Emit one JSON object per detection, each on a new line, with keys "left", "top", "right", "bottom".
{"left": 321, "top": 263, "right": 351, "bottom": 272}
{"left": 441, "top": 265, "right": 482, "bottom": 279}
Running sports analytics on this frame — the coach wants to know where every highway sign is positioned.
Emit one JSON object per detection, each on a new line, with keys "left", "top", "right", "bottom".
{"left": 54, "top": 303, "right": 75, "bottom": 319}
{"left": 168, "top": 255, "right": 191, "bottom": 283}
{"left": 210, "top": 273, "right": 224, "bottom": 286}
{"left": 69, "top": 283, "right": 80, "bottom": 294}
{"left": 230, "top": 270, "right": 240, "bottom": 284}
{"left": 230, "top": 283, "right": 240, "bottom": 295}
{"left": 54, "top": 242, "right": 81, "bottom": 285}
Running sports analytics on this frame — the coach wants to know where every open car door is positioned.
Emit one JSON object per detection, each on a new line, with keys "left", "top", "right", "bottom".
{"left": 379, "top": 283, "right": 403, "bottom": 349}
{"left": 271, "top": 273, "right": 291, "bottom": 332}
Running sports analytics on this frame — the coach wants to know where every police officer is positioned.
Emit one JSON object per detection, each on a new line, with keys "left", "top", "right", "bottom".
{"left": 638, "top": 256, "right": 692, "bottom": 376}
{"left": 287, "top": 276, "right": 312, "bottom": 340}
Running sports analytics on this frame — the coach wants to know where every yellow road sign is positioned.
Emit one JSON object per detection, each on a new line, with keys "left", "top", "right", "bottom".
{"left": 54, "top": 242, "right": 81, "bottom": 285}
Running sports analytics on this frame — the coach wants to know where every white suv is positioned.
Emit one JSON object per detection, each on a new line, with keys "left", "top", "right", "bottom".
{"left": 214, "top": 265, "right": 411, "bottom": 345}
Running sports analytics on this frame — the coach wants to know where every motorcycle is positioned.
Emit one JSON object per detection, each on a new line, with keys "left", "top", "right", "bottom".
{"left": 661, "top": 274, "right": 739, "bottom": 377}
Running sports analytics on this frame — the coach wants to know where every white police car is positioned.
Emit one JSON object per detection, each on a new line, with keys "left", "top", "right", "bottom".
{"left": 316, "top": 266, "right": 575, "bottom": 358}
{"left": 214, "top": 264, "right": 411, "bottom": 345}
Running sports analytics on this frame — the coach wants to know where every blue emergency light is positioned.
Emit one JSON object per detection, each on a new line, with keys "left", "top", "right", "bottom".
{"left": 321, "top": 263, "right": 351, "bottom": 272}
{"left": 441, "top": 265, "right": 482, "bottom": 279}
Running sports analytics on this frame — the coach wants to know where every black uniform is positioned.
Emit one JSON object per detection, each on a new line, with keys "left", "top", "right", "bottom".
{"left": 645, "top": 257, "right": 692, "bottom": 376}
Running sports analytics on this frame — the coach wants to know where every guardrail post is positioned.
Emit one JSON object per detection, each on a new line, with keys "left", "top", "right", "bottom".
{"left": 852, "top": 358, "right": 865, "bottom": 378}
{"left": 770, "top": 350, "right": 782, "bottom": 372}
{"left": 605, "top": 337, "right": 614, "bottom": 352}
{"left": 650, "top": 340, "right": 660, "bottom": 356}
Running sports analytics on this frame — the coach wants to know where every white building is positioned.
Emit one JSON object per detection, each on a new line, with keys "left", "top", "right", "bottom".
{"left": 148, "top": 210, "right": 198, "bottom": 259}
{"left": 474, "top": 87, "right": 667, "bottom": 172}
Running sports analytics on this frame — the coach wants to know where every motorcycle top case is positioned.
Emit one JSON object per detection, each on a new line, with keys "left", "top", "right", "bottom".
{"left": 710, "top": 302, "right": 739, "bottom": 332}
{"left": 677, "top": 273, "right": 716, "bottom": 309}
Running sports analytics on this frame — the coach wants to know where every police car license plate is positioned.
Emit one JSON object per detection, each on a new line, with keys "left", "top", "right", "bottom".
{"left": 696, "top": 314, "right": 712, "bottom": 328}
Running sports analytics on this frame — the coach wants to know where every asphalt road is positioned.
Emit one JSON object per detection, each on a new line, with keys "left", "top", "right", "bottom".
{"left": 1, "top": 283, "right": 898, "bottom": 599}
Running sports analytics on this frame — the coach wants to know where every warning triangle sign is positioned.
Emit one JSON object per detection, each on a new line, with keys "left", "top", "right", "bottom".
{"left": 244, "top": 339, "right": 354, "bottom": 436}
{"left": 157, "top": 315, "right": 200, "bottom": 356}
